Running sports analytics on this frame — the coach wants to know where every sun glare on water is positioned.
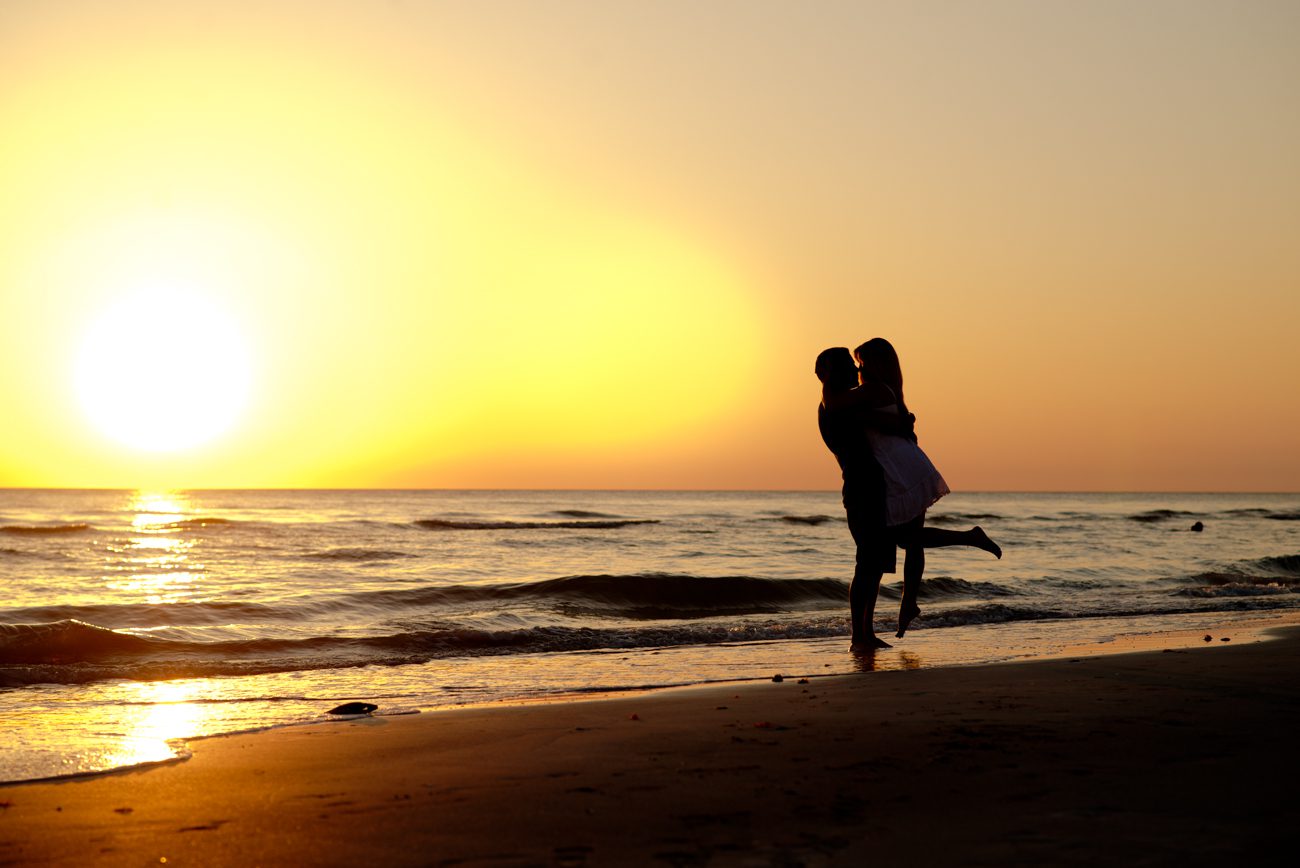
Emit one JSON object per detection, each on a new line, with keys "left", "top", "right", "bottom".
{"left": 74, "top": 292, "right": 253, "bottom": 453}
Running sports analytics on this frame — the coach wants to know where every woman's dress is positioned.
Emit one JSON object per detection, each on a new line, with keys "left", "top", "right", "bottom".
{"left": 865, "top": 403, "right": 950, "bottom": 527}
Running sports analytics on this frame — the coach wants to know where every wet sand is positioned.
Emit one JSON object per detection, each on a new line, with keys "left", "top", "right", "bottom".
{"left": 3, "top": 626, "right": 1298, "bottom": 866}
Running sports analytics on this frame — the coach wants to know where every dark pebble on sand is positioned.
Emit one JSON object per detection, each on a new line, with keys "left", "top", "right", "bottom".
{"left": 772, "top": 674, "right": 784, "bottom": 683}
{"left": 797, "top": 678, "right": 810, "bottom": 685}
{"left": 327, "top": 702, "right": 378, "bottom": 715}
{"left": 1221, "top": 637, "right": 1231, "bottom": 642}
{"left": 1191, "top": 521, "right": 1204, "bottom": 532}
{"left": 1204, "top": 635, "right": 1213, "bottom": 642}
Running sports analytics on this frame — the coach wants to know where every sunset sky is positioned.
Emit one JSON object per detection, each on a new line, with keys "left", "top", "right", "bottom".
{"left": 2, "top": 0, "right": 1297, "bottom": 491}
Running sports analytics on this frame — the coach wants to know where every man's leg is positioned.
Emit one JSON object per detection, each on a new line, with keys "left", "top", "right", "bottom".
{"left": 847, "top": 508, "right": 891, "bottom": 649}
{"left": 849, "top": 560, "right": 887, "bottom": 649}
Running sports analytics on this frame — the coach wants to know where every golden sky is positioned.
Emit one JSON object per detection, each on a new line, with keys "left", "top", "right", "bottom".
{"left": 2, "top": 1, "right": 1297, "bottom": 491}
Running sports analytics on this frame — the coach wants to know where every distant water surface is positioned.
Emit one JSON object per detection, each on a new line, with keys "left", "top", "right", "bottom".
{"left": 2, "top": 489, "right": 1298, "bottom": 782}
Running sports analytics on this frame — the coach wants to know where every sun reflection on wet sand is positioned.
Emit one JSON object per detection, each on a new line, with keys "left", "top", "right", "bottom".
{"left": 96, "top": 681, "right": 210, "bottom": 771}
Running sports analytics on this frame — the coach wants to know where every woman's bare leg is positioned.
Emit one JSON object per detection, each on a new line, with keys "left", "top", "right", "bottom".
{"left": 919, "top": 525, "right": 1001, "bottom": 558}
{"left": 897, "top": 546, "right": 924, "bottom": 638}
{"left": 896, "top": 524, "right": 1002, "bottom": 638}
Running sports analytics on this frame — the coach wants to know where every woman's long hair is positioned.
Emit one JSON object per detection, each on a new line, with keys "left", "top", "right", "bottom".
{"left": 854, "top": 338, "right": 907, "bottom": 415}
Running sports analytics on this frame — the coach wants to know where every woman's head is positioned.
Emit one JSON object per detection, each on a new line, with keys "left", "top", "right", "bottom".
{"left": 853, "top": 338, "right": 904, "bottom": 400}
{"left": 815, "top": 347, "right": 857, "bottom": 392}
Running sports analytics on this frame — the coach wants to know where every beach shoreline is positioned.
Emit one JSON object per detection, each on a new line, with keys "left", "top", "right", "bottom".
{"left": 3, "top": 619, "right": 1297, "bottom": 866}
{"left": 5, "top": 609, "right": 1293, "bottom": 790}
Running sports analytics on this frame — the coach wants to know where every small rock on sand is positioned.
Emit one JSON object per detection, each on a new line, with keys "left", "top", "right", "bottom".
{"left": 327, "top": 702, "right": 378, "bottom": 715}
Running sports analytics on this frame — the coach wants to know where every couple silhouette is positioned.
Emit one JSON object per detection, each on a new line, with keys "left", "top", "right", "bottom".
{"left": 816, "top": 338, "right": 1001, "bottom": 651}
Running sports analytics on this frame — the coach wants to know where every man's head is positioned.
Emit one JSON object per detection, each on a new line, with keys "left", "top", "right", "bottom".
{"left": 815, "top": 347, "right": 857, "bottom": 392}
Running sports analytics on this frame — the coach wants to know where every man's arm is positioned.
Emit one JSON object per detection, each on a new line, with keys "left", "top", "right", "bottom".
{"left": 821, "top": 384, "right": 916, "bottom": 439}
{"left": 864, "top": 407, "right": 916, "bottom": 440}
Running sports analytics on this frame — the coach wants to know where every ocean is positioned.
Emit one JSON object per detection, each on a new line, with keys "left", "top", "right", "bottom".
{"left": 2, "top": 488, "right": 1298, "bottom": 784}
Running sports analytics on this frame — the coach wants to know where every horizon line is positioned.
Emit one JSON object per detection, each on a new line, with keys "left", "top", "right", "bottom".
{"left": 2, "top": 486, "right": 1297, "bottom": 496}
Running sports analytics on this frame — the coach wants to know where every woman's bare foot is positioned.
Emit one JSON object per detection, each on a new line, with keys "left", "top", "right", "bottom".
{"left": 896, "top": 602, "right": 921, "bottom": 638}
{"left": 973, "top": 526, "right": 1002, "bottom": 559}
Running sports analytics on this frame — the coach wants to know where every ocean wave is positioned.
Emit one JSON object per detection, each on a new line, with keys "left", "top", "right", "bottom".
{"left": 0, "top": 618, "right": 853, "bottom": 685}
{"left": 1253, "top": 554, "right": 1300, "bottom": 574}
{"left": 1200, "top": 553, "right": 1300, "bottom": 579}
{"left": 550, "top": 509, "right": 624, "bottom": 519}
{"left": 1, "top": 600, "right": 289, "bottom": 629}
{"left": 926, "top": 513, "right": 1002, "bottom": 525}
{"left": 1, "top": 573, "right": 1028, "bottom": 633}
{"left": 911, "top": 603, "right": 1073, "bottom": 628}
{"left": 338, "top": 573, "right": 852, "bottom": 619}
{"left": 1, "top": 620, "right": 161, "bottom": 664}
{"left": 1127, "top": 509, "right": 1200, "bottom": 523}
{"left": 779, "top": 515, "right": 836, "bottom": 525}
{"left": 6, "top": 589, "right": 1296, "bottom": 687}
{"left": 306, "top": 548, "right": 415, "bottom": 562}
{"left": 919, "top": 577, "right": 1022, "bottom": 599}
{"left": 0, "top": 523, "right": 92, "bottom": 535}
{"left": 1211, "top": 508, "right": 1300, "bottom": 521}
{"left": 150, "top": 517, "right": 239, "bottom": 530}
{"left": 1176, "top": 583, "right": 1294, "bottom": 598}
{"left": 412, "top": 518, "right": 659, "bottom": 531}
{"left": 1168, "top": 554, "right": 1300, "bottom": 597}
{"left": 1031, "top": 576, "right": 1112, "bottom": 590}
{"left": 1123, "top": 509, "right": 1201, "bottom": 522}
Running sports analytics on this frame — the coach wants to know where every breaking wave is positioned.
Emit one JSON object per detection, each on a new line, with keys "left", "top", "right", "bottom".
{"left": 1172, "top": 553, "right": 1300, "bottom": 598}
{"left": 1, "top": 523, "right": 91, "bottom": 535}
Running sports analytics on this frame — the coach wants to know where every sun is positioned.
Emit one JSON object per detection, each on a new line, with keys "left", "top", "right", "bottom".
{"left": 74, "top": 291, "right": 253, "bottom": 453}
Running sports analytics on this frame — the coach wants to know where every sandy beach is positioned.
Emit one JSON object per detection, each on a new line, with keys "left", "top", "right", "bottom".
{"left": 2, "top": 623, "right": 1296, "bottom": 867}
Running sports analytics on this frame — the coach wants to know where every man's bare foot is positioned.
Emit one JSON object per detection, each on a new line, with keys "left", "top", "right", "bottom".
{"left": 850, "top": 636, "right": 892, "bottom": 652}
{"left": 973, "top": 526, "right": 1002, "bottom": 559}
{"left": 896, "top": 602, "right": 921, "bottom": 638}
